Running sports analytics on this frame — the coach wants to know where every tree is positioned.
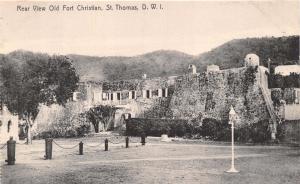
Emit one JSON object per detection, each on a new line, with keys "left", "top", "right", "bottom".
{"left": 85, "top": 105, "right": 119, "bottom": 132}
{"left": 0, "top": 55, "right": 79, "bottom": 144}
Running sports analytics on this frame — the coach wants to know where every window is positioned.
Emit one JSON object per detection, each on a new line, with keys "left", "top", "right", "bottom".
{"left": 132, "top": 91, "right": 135, "bottom": 99}
{"left": 146, "top": 90, "right": 150, "bottom": 99}
{"left": 111, "top": 93, "right": 114, "bottom": 101}
{"left": 296, "top": 90, "right": 300, "bottom": 104}
{"left": 102, "top": 93, "right": 108, "bottom": 101}
{"left": 162, "top": 89, "right": 166, "bottom": 97}
{"left": 73, "top": 92, "right": 82, "bottom": 101}
{"left": 0, "top": 100, "right": 3, "bottom": 115}
{"left": 152, "top": 90, "right": 158, "bottom": 97}
{"left": 7, "top": 120, "right": 11, "bottom": 133}
{"left": 117, "top": 93, "right": 121, "bottom": 100}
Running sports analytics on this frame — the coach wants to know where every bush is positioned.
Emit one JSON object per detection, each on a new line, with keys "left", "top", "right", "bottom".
{"left": 235, "top": 125, "right": 252, "bottom": 142}
{"left": 276, "top": 122, "right": 286, "bottom": 141}
{"left": 125, "top": 118, "right": 190, "bottom": 137}
{"left": 200, "top": 118, "right": 271, "bottom": 143}
{"left": 37, "top": 123, "right": 91, "bottom": 139}
{"left": 201, "top": 118, "right": 231, "bottom": 141}
{"left": 37, "top": 112, "right": 91, "bottom": 139}
{"left": 126, "top": 117, "right": 271, "bottom": 143}
{"left": 250, "top": 119, "right": 270, "bottom": 143}
{"left": 269, "top": 73, "right": 300, "bottom": 88}
{"left": 271, "top": 89, "right": 283, "bottom": 107}
{"left": 235, "top": 119, "right": 270, "bottom": 143}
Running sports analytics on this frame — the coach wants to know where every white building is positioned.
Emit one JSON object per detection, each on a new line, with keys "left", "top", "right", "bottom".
{"left": 274, "top": 65, "right": 300, "bottom": 76}
{"left": 0, "top": 104, "right": 19, "bottom": 143}
{"left": 188, "top": 64, "right": 197, "bottom": 74}
{"left": 207, "top": 64, "right": 220, "bottom": 72}
{"left": 282, "top": 88, "right": 300, "bottom": 120}
{"left": 244, "top": 53, "right": 260, "bottom": 67}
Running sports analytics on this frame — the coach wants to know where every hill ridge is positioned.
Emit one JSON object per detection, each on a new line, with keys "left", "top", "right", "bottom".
{"left": 1, "top": 35, "right": 298, "bottom": 81}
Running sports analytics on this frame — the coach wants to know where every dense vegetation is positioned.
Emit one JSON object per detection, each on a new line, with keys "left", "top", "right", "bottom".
{"left": 0, "top": 55, "right": 79, "bottom": 142}
{"left": 126, "top": 117, "right": 271, "bottom": 143}
{"left": 268, "top": 73, "right": 300, "bottom": 88}
{"left": 195, "top": 36, "right": 299, "bottom": 70}
{"left": 125, "top": 118, "right": 191, "bottom": 137}
{"left": 85, "top": 105, "right": 119, "bottom": 132}
{"left": 37, "top": 104, "right": 90, "bottom": 139}
{"left": 192, "top": 118, "right": 270, "bottom": 143}
{"left": 2, "top": 36, "right": 298, "bottom": 81}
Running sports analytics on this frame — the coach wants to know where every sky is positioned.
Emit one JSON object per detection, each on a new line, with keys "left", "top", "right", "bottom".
{"left": 0, "top": 0, "right": 299, "bottom": 57}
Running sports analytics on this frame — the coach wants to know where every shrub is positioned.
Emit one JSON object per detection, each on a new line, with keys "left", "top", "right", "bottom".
{"left": 200, "top": 118, "right": 271, "bottom": 143}
{"left": 36, "top": 106, "right": 91, "bottom": 138}
{"left": 235, "top": 125, "right": 252, "bottom": 142}
{"left": 235, "top": 119, "right": 270, "bottom": 143}
{"left": 126, "top": 117, "right": 271, "bottom": 143}
{"left": 37, "top": 123, "right": 91, "bottom": 139}
{"left": 250, "top": 119, "right": 270, "bottom": 143}
{"left": 271, "top": 89, "right": 283, "bottom": 107}
{"left": 201, "top": 118, "right": 231, "bottom": 141}
{"left": 125, "top": 118, "right": 190, "bottom": 137}
{"left": 269, "top": 73, "right": 300, "bottom": 88}
{"left": 276, "top": 122, "right": 286, "bottom": 141}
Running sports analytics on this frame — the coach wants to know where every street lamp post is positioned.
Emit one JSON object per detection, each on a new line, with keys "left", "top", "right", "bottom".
{"left": 226, "top": 106, "right": 239, "bottom": 173}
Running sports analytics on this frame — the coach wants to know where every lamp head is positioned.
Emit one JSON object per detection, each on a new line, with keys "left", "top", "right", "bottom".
{"left": 229, "top": 106, "right": 236, "bottom": 124}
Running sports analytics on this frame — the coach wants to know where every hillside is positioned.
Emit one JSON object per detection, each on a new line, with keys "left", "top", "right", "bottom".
{"left": 1, "top": 36, "right": 298, "bottom": 81}
{"left": 192, "top": 36, "right": 299, "bottom": 70}
{"left": 68, "top": 50, "right": 194, "bottom": 81}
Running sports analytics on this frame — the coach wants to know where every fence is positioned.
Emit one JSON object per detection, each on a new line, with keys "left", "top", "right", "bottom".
{"left": 0, "top": 143, "right": 7, "bottom": 150}
{"left": 45, "top": 135, "right": 146, "bottom": 159}
{"left": 1, "top": 135, "right": 147, "bottom": 164}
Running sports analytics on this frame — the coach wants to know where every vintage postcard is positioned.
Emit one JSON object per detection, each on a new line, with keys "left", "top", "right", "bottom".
{"left": 0, "top": 0, "right": 299, "bottom": 184}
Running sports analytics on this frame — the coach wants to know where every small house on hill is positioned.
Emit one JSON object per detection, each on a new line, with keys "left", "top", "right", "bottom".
{"left": 274, "top": 65, "right": 300, "bottom": 76}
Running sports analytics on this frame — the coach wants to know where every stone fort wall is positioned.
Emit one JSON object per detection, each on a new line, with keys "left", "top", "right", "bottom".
{"left": 169, "top": 66, "right": 270, "bottom": 126}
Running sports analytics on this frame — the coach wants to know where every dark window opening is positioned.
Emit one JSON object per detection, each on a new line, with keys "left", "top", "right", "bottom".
{"left": 132, "top": 91, "right": 135, "bottom": 99}
{"left": 146, "top": 90, "right": 150, "bottom": 99}
{"left": 296, "top": 91, "right": 300, "bottom": 104}
{"left": 111, "top": 93, "right": 113, "bottom": 101}
{"left": 152, "top": 90, "right": 158, "bottom": 96}
{"left": 0, "top": 100, "right": 3, "bottom": 111}
{"left": 117, "top": 93, "right": 121, "bottom": 100}
{"left": 162, "top": 89, "right": 166, "bottom": 97}
{"left": 103, "top": 93, "right": 107, "bottom": 101}
{"left": 7, "top": 120, "right": 11, "bottom": 133}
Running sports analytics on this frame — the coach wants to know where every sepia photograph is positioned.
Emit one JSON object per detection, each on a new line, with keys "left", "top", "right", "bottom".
{"left": 0, "top": 0, "right": 299, "bottom": 183}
